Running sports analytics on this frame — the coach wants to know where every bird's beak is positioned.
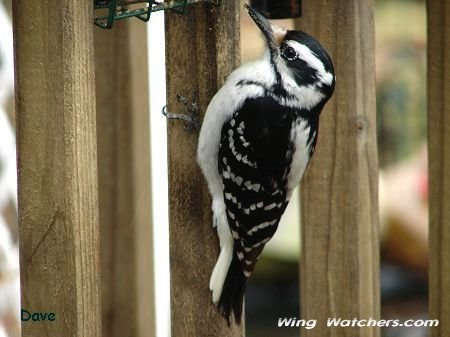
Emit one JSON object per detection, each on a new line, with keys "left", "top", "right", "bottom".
{"left": 245, "top": 4, "right": 286, "bottom": 51}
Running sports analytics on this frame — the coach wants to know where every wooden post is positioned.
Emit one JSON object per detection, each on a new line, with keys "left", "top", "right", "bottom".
{"left": 13, "top": 1, "right": 101, "bottom": 337}
{"left": 427, "top": 1, "right": 450, "bottom": 336}
{"left": 94, "top": 20, "right": 155, "bottom": 337}
{"left": 295, "top": 1, "right": 380, "bottom": 336}
{"left": 165, "top": 2, "right": 243, "bottom": 336}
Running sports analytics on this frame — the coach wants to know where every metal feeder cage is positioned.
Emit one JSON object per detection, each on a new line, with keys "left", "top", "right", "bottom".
{"left": 94, "top": 0, "right": 221, "bottom": 29}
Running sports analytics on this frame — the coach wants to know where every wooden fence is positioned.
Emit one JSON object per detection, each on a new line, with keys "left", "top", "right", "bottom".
{"left": 295, "top": 1, "right": 380, "bottom": 336}
{"left": 427, "top": 2, "right": 450, "bottom": 337}
{"left": 11, "top": 0, "right": 449, "bottom": 337}
{"left": 165, "top": 1, "right": 243, "bottom": 336}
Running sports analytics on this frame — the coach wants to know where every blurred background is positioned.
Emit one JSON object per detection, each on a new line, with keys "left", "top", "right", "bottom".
{"left": 243, "top": 1, "right": 428, "bottom": 336}
{"left": 0, "top": 0, "right": 428, "bottom": 337}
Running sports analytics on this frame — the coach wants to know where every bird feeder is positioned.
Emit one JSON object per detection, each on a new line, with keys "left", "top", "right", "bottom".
{"left": 249, "top": 0, "right": 301, "bottom": 19}
{"left": 94, "top": 0, "right": 221, "bottom": 29}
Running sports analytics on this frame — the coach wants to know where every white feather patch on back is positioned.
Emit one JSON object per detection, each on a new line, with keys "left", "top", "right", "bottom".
{"left": 286, "top": 119, "right": 312, "bottom": 197}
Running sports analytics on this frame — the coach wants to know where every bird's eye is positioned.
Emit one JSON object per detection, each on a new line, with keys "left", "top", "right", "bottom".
{"left": 282, "top": 46, "right": 297, "bottom": 60}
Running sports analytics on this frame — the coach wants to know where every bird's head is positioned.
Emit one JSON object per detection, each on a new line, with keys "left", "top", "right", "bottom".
{"left": 245, "top": 5, "right": 335, "bottom": 106}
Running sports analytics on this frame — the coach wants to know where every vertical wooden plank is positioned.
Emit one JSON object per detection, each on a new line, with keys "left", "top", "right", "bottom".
{"left": 94, "top": 20, "right": 155, "bottom": 337}
{"left": 12, "top": 1, "right": 101, "bottom": 337}
{"left": 295, "top": 1, "right": 380, "bottom": 336}
{"left": 427, "top": 1, "right": 450, "bottom": 336}
{"left": 165, "top": 2, "right": 244, "bottom": 336}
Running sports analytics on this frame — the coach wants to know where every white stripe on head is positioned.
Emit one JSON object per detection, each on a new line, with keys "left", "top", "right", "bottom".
{"left": 286, "top": 40, "right": 334, "bottom": 86}
{"left": 274, "top": 60, "right": 326, "bottom": 110}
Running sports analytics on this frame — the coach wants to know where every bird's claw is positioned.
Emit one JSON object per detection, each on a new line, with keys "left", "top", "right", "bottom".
{"left": 162, "top": 93, "right": 201, "bottom": 132}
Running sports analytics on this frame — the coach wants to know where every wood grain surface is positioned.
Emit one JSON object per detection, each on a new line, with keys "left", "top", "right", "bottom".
{"left": 295, "top": 1, "right": 380, "bottom": 336}
{"left": 165, "top": 1, "right": 244, "bottom": 336}
{"left": 427, "top": 1, "right": 450, "bottom": 336}
{"left": 13, "top": 1, "right": 101, "bottom": 337}
{"left": 94, "top": 20, "right": 155, "bottom": 337}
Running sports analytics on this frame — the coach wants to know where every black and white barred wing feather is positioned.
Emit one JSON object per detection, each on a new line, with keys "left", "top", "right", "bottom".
{"left": 215, "top": 96, "right": 302, "bottom": 321}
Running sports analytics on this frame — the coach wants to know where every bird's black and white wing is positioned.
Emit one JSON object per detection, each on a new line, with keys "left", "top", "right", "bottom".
{"left": 219, "top": 96, "right": 293, "bottom": 272}
{"left": 216, "top": 95, "right": 316, "bottom": 321}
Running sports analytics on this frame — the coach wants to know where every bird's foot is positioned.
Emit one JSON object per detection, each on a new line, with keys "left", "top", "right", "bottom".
{"left": 162, "top": 93, "right": 201, "bottom": 132}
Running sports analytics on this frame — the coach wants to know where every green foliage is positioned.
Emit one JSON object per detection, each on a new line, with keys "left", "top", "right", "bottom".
{"left": 377, "top": 45, "right": 426, "bottom": 167}
{"left": 376, "top": 0, "right": 426, "bottom": 167}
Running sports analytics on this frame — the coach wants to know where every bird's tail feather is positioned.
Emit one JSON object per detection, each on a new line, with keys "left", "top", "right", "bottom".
{"left": 217, "top": 254, "right": 247, "bottom": 324}
{"left": 210, "top": 244, "right": 233, "bottom": 303}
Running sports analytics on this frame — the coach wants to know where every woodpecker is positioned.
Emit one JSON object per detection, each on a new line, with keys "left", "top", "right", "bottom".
{"left": 197, "top": 5, "right": 335, "bottom": 323}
